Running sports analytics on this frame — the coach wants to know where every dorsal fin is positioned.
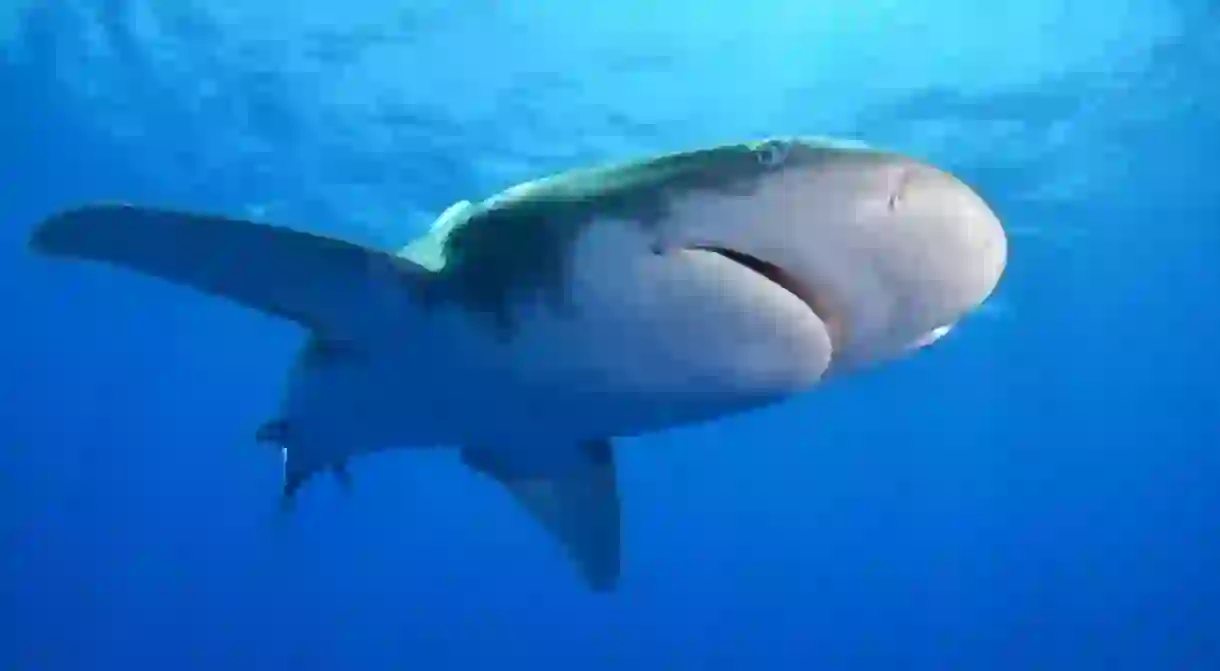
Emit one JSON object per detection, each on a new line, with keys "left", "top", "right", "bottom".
{"left": 431, "top": 200, "right": 479, "bottom": 234}
{"left": 397, "top": 199, "right": 478, "bottom": 271}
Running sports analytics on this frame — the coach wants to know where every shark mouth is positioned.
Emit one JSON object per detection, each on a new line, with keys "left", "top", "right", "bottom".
{"left": 693, "top": 246, "right": 837, "bottom": 334}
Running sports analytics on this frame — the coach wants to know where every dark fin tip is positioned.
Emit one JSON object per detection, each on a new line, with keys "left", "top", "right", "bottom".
{"left": 256, "top": 419, "right": 289, "bottom": 445}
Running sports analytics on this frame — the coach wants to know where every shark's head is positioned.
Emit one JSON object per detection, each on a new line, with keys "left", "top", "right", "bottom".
{"left": 437, "top": 136, "right": 1007, "bottom": 431}
{"left": 648, "top": 137, "right": 1007, "bottom": 381}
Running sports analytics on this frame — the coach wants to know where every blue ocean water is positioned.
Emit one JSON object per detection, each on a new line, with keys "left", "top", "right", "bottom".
{"left": 2, "top": 1, "right": 1218, "bottom": 669}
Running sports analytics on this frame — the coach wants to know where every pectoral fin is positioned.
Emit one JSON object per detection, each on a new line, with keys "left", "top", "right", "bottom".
{"left": 462, "top": 439, "right": 621, "bottom": 591}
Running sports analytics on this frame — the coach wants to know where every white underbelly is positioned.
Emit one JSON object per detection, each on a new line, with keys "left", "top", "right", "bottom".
{"left": 282, "top": 217, "right": 833, "bottom": 449}
{"left": 448, "top": 225, "right": 833, "bottom": 444}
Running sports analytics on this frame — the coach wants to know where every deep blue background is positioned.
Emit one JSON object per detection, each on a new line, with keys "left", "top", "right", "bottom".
{"left": 2, "top": 2, "right": 1217, "bottom": 669}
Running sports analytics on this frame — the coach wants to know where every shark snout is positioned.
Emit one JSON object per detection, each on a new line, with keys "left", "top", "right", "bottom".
{"left": 784, "top": 157, "right": 1008, "bottom": 372}
{"left": 857, "top": 161, "right": 1008, "bottom": 364}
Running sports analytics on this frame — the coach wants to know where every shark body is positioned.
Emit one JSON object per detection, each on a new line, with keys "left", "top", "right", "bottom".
{"left": 29, "top": 137, "right": 1008, "bottom": 590}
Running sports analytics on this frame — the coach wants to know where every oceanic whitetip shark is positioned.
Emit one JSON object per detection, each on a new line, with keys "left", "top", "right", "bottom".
{"left": 28, "top": 137, "right": 1007, "bottom": 591}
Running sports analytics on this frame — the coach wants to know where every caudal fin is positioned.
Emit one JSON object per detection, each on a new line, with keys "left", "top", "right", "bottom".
{"left": 30, "top": 204, "right": 426, "bottom": 344}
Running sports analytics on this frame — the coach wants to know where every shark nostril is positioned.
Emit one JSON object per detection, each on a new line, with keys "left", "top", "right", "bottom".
{"left": 887, "top": 167, "right": 915, "bottom": 212}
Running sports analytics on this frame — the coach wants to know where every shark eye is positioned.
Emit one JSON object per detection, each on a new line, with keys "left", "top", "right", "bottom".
{"left": 755, "top": 141, "right": 790, "bottom": 167}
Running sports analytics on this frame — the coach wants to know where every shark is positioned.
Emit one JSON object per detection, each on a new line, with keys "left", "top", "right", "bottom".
{"left": 28, "top": 136, "right": 1007, "bottom": 591}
